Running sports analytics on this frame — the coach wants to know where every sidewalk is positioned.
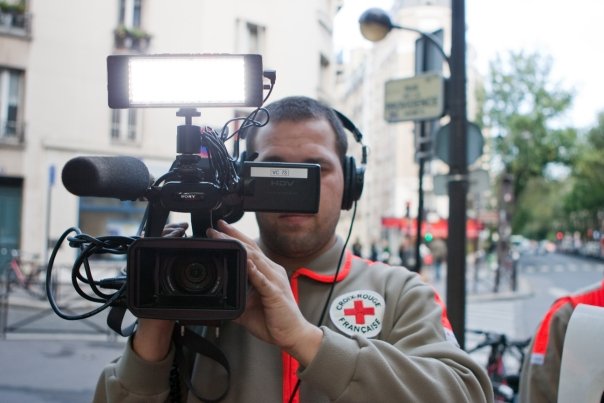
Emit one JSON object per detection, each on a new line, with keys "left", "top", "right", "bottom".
{"left": 0, "top": 283, "right": 129, "bottom": 402}
{"left": 422, "top": 263, "right": 535, "bottom": 340}
{"left": 0, "top": 336, "right": 126, "bottom": 403}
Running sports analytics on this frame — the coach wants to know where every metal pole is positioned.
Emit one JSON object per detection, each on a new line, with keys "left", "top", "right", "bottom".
{"left": 415, "top": 139, "right": 425, "bottom": 274}
{"left": 413, "top": 30, "right": 442, "bottom": 275}
{"left": 446, "top": 0, "right": 468, "bottom": 349}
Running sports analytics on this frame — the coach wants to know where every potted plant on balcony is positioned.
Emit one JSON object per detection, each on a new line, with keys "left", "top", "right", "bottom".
{"left": 128, "top": 26, "right": 152, "bottom": 51}
{"left": 0, "top": 0, "right": 25, "bottom": 28}
{"left": 0, "top": 1, "right": 25, "bottom": 14}
{"left": 113, "top": 24, "right": 151, "bottom": 51}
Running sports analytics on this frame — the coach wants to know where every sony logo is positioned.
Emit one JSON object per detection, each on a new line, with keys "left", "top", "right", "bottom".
{"left": 178, "top": 193, "right": 204, "bottom": 200}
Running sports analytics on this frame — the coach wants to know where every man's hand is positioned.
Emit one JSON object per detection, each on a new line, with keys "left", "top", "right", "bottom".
{"left": 207, "top": 220, "right": 323, "bottom": 366}
{"left": 161, "top": 222, "right": 189, "bottom": 238}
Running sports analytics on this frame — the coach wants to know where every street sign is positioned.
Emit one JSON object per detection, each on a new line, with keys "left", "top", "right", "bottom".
{"left": 384, "top": 72, "right": 445, "bottom": 123}
{"left": 433, "top": 169, "right": 491, "bottom": 196}
{"left": 434, "top": 121, "right": 484, "bottom": 166}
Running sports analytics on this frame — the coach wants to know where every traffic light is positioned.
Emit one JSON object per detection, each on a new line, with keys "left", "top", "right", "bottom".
{"left": 424, "top": 232, "right": 434, "bottom": 243}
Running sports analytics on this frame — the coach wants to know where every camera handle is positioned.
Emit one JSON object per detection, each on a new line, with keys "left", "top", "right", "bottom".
{"left": 144, "top": 199, "right": 215, "bottom": 238}
{"left": 144, "top": 108, "right": 222, "bottom": 238}
{"left": 145, "top": 108, "right": 234, "bottom": 238}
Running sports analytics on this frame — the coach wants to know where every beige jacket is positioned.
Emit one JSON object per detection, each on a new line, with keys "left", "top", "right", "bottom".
{"left": 94, "top": 237, "right": 493, "bottom": 402}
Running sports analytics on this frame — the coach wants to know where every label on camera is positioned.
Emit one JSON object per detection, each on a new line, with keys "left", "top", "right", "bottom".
{"left": 250, "top": 166, "right": 308, "bottom": 178}
{"left": 329, "top": 290, "right": 385, "bottom": 338}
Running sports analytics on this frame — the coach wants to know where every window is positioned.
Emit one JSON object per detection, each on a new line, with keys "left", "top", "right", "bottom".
{"left": 246, "top": 22, "right": 265, "bottom": 54}
{"left": 0, "top": 68, "right": 24, "bottom": 141}
{"left": 118, "top": 0, "right": 142, "bottom": 28}
{"left": 110, "top": 109, "right": 140, "bottom": 143}
{"left": 236, "top": 20, "right": 266, "bottom": 55}
{"left": 115, "top": 0, "right": 149, "bottom": 51}
{"left": 319, "top": 53, "right": 331, "bottom": 93}
{"left": 78, "top": 197, "right": 147, "bottom": 260}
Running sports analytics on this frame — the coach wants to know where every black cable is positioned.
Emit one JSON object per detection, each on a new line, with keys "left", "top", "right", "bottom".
{"left": 220, "top": 107, "right": 269, "bottom": 143}
{"left": 46, "top": 227, "right": 132, "bottom": 320}
{"left": 287, "top": 201, "right": 358, "bottom": 403}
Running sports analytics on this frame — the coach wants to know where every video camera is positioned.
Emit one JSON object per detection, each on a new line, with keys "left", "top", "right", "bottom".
{"left": 53, "top": 54, "right": 320, "bottom": 324}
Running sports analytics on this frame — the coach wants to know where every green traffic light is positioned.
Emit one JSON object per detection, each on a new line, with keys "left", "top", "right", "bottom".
{"left": 424, "top": 232, "right": 434, "bottom": 242}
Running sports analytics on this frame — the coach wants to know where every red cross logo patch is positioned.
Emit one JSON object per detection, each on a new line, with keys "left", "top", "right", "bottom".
{"left": 329, "top": 290, "right": 385, "bottom": 338}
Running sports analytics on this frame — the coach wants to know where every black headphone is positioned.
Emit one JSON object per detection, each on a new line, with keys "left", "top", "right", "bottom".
{"left": 333, "top": 109, "right": 368, "bottom": 210}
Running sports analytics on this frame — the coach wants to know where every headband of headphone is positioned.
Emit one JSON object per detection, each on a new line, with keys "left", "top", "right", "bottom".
{"left": 333, "top": 109, "right": 367, "bottom": 210}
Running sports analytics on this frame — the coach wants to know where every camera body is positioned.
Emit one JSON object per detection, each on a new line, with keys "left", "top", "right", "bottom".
{"left": 128, "top": 158, "right": 320, "bottom": 322}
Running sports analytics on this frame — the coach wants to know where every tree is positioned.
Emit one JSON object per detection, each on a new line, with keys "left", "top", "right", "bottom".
{"left": 476, "top": 50, "right": 577, "bottom": 235}
{"left": 563, "top": 111, "right": 604, "bottom": 233}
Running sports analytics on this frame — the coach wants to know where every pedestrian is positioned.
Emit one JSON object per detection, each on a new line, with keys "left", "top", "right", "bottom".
{"left": 351, "top": 238, "right": 363, "bottom": 257}
{"left": 397, "top": 238, "right": 410, "bottom": 267}
{"left": 370, "top": 241, "right": 379, "bottom": 261}
{"left": 429, "top": 237, "right": 447, "bottom": 281}
{"left": 380, "top": 239, "right": 391, "bottom": 263}
{"left": 518, "top": 279, "right": 604, "bottom": 403}
{"left": 93, "top": 96, "right": 492, "bottom": 402}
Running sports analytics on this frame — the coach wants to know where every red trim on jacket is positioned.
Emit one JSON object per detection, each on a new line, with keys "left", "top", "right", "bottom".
{"left": 530, "top": 280, "right": 604, "bottom": 364}
{"left": 281, "top": 251, "right": 353, "bottom": 403}
{"left": 432, "top": 289, "right": 454, "bottom": 331}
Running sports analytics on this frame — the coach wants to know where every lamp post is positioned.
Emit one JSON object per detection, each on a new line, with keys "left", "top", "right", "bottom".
{"left": 359, "top": 1, "right": 468, "bottom": 347}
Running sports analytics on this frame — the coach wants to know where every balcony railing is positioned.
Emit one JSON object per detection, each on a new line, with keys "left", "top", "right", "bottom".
{"left": 0, "top": 8, "right": 32, "bottom": 37}
{"left": 0, "top": 119, "right": 25, "bottom": 145}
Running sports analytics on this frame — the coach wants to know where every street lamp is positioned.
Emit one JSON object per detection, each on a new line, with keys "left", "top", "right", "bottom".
{"left": 359, "top": 8, "right": 450, "bottom": 64}
{"left": 358, "top": 3, "right": 469, "bottom": 347}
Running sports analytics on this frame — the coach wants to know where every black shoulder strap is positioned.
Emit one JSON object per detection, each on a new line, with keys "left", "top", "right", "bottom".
{"left": 172, "top": 325, "right": 232, "bottom": 403}
{"left": 107, "top": 305, "right": 137, "bottom": 336}
{"left": 106, "top": 309, "right": 232, "bottom": 402}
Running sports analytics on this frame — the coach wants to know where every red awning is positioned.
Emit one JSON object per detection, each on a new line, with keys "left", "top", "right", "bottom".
{"left": 381, "top": 217, "right": 483, "bottom": 239}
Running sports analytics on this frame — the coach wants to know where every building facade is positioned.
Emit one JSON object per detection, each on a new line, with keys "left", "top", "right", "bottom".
{"left": 0, "top": 0, "right": 487, "bottom": 271}
{"left": 0, "top": 0, "right": 342, "bottom": 266}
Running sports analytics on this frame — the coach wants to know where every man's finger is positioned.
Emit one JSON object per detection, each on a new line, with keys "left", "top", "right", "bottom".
{"left": 209, "top": 220, "right": 256, "bottom": 247}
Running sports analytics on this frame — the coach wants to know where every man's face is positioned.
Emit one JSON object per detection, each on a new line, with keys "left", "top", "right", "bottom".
{"left": 253, "top": 118, "right": 344, "bottom": 261}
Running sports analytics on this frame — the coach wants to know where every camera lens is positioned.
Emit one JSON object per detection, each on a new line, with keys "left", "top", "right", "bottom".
{"left": 166, "top": 256, "right": 223, "bottom": 295}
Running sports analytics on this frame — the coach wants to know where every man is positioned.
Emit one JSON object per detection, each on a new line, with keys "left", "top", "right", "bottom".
{"left": 93, "top": 96, "right": 492, "bottom": 402}
{"left": 429, "top": 237, "right": 447, "bottom": 281}
{"left": 518, "top": 279, "right": 604, "bottom": 403}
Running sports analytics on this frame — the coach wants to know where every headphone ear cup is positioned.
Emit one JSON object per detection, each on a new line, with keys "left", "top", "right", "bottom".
{"left": 342, "top": 156, "right": 359, "bottom": 210}
{"left": 353, "top": 165, "right": 365, "bottom": 204}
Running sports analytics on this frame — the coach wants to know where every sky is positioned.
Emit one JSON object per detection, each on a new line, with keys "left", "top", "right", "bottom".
{"left": 334, "top": 0, "right": 604, "bottom": 129}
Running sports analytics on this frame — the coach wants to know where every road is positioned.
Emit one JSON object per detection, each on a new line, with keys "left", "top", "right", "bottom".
{"left": 516, "top": 251, "right": 604, "bottom": 337}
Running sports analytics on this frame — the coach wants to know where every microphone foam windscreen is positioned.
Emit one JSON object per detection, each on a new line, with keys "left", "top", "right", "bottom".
{"left": 62, "top": 156, "right": 150, "bottom": 200}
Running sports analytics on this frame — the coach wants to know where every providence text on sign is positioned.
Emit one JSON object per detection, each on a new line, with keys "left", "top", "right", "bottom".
{"left": 384, "top": 72, "right": 445, "bottom": 123}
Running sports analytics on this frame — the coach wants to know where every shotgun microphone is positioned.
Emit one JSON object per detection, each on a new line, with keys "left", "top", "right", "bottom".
{"left": 62, "top": 156, "right": 151, "bottom": 200}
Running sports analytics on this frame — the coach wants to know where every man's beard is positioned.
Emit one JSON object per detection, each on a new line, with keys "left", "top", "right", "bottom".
{"left": 256, "top": 214, "right": 339, "bottom": 260}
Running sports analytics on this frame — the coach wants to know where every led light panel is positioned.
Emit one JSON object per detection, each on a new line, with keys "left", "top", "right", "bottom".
{"left": 107, "top": 54, "right": 263, "bottom": 108}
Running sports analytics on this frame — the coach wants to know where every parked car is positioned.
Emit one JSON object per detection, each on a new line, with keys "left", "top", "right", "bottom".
{"left": 510, "top": 235, "right": 531, "bottom": 255}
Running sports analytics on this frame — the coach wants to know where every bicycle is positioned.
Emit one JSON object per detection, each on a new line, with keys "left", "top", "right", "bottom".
{"left": 0, "top": 248, "right": 51, "bottom": 300}
{"left": 466, "top": 329, "right": 531, "bottom": 402}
